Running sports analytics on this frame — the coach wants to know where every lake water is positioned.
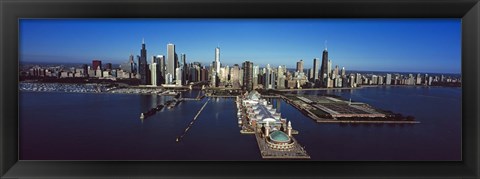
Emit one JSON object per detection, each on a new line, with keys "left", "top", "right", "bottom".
{"left": 19, "top": 86, "right": 461, "bottom": 160}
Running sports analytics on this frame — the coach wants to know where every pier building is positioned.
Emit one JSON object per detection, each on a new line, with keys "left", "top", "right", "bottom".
{"left": 237, "top": 90, "right": 310, "bottom": 159}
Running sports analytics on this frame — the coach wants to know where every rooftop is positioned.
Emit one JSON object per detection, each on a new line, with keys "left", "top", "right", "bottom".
{"left": 269, "top": 130, "right": 290, "bottom": 143}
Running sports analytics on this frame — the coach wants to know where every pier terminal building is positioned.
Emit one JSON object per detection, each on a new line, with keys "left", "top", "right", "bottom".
{"left": 237, "top": 91, "right": 295, "bottom": 151}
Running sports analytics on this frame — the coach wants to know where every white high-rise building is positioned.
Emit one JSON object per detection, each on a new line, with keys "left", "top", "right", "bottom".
{"left": 151, "top": 62, "right": 158, "bottom": 86}
{"left": 165, "top": 73, "right": 173, "bottom": 84}
{"left": 167, "top": 43, "right": 176, "bottom": 80}
{"left": 386, "top": 74, "right": 392, "bottom": 85}
{"left": 277, "top": 66, "right": 286, "bottom": 90}
{"left": 265, "top": 64, "right": 271, "bottom": 89}
{"left": 215, "top": 47, "right": 220, "bottom": 74}
{"left": 313, "top": 58, "right": 319, "bottom": 81}
{"left": 253, "top": 65, "right": 259, "bottom": 89}
{"left": 176, "top": 67, "right": 183, "bottom": 86}
{"left": 416, "top": 74, "right": 422, "bottom": 85}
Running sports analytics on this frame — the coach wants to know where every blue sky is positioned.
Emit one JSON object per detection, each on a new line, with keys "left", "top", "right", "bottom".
{"left": 20, "top": 19, "right": 461, "bottom": 74}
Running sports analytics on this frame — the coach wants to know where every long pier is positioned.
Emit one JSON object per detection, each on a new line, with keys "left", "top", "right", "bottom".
{"left": 280, "top": 95, "right": 323, "bottom": 121}
{"left": 280, "top": 95, "right": 420, "bottom": 124}
{"left": 176, "top": 98, "right": 210, "bottom": 142}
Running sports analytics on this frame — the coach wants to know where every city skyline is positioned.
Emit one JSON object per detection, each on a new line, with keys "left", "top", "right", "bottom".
{"left": 20, "top": 19, "right": 461, "bottom": 74}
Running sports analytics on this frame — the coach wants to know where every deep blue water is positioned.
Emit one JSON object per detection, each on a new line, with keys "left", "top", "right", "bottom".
{"left": 19, "top": 86, "right": 461, "bottom": 160}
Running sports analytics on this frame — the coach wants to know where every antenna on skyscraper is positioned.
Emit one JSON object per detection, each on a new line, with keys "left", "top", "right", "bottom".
{"left": 142, "top": 38, "right": 145, "bottom": 44}
{"left": 324, "top": 40, "right": 328, "bottom": 51}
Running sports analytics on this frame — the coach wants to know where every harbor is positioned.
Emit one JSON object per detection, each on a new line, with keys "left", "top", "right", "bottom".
{"left": 138, "top": 88, "right": 417, "bottom": 159}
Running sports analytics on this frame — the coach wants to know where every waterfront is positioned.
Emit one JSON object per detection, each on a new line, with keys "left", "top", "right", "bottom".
{"left": 19, "top": 86, "right": 461, "bottom": 160}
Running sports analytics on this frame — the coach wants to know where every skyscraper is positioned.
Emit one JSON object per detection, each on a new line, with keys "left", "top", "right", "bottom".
{"left": 157, "top": 55, "right": 165, "bottom": 84}
{"left": 313, "top": 58, "right": 319, "bottom": 81}
{"left": 230, "top": 64, "right": 241, "bottom": 86}
{"left": 129, "top": 54, "right": 137, "bottom": 74}
{"left": 104, "top": 63, "right": 112, "bottom": 71}
{"left": 253, "top": 65, "right": 259, "bottom": 89}
{"left": 215, "top": 47, "right": 220, "bottom": 74}
{"left": 386, "top": 74, "right": 392, "bottom": 85}
{"left": 265, "top": 64, "right": 271, "bottom": 89}
{"left": 181, "top": 54, "right": 187, "bottom": 85}
{"left": 92, "top": 60, "right": 102, "bottom": 71}
{"left": 167, "top": 43, "right": 176, "bottom": 83}
{"left": 320, "top": 46, "right": 329, "bottom": 87}
{"left": 242, "top": 61, "right": 253, "bottom": 91}
{"left": 296, "top": 60, "right": 304, "bottom": 73}
{"left": 277, "top": 66, "right": 286, "bottom": 89}
{"left": 176, "top": 67, "right": 183, "bottom": 85}
{"left": 334, "top": 65, "right": 339, "bottom": 79}
{"left": 139, "top": 38, "right": 148, "bottom": 85}
{"left": 328, "top": 60, "right": 332, "bottom": 78}
{"left": 151, "top": 61, "right": 158, "bottom": 86}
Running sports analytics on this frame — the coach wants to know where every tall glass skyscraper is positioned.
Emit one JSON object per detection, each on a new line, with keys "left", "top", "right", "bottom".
{"left": 215, "top": 47, "right": 220, "bottom": 74}
{"left": 242, "top": 61, "right": 253, "bottom": 91}
{"left": 167, "top": 43, "right": 176, "bottom": 84}
{"left": 320, "top": 47, "right": 329, "bottom": 87}
{"left": 181, "top": 53, "right": 187, "bottom": 85}
{"left": 313, "top": 58, "right": 319, "bottom": 81}
{"left": 138, "top": 39, "right": 148, "bottom": 85}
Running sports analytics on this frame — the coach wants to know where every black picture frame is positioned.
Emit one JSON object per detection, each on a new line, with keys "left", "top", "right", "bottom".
{"left": 1, "top": 0, "right": 479, "bottom": 178}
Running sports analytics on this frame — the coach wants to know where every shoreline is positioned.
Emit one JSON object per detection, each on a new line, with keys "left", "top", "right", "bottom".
{"left": 317, "top": 120, "right": 420, "bottom": 124}
{"left": 275, "top": 85, "right": 461, "bottom": 92}
{"left": 19, "top": 90, "right": 167, "bottom": 96}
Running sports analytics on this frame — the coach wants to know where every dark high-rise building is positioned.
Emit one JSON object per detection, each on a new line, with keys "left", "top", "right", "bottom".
{"left": 181, "top": 53, "right": 188, "bottom": 85}
{"left": 92, "top": 60, "right": 102, "bottom": 71}
{"left": 138, "top": 39, "right": 149, "bottom": 85}
{"left": 320, "top": 47, "right": 329, "bottom": 87}
{"left": 242, "top": 61, "right": 254, "bottom": 91}
{"left": 200, "top": 67, "right": 209, "bottom": 82}
{"left": 82, "top": 64, "right": 88, "bottom": 77}
{"left": 128, "top": 54, "right": 137, "bottom": 74}
{"left": 313, "top": 58, "right": 319, "bottom": 81}
{"left": 105, "top": 63, "right": 112, "bottom": 71}
{"left": 157, "top": 55, "right": 165, "bottom": 84}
